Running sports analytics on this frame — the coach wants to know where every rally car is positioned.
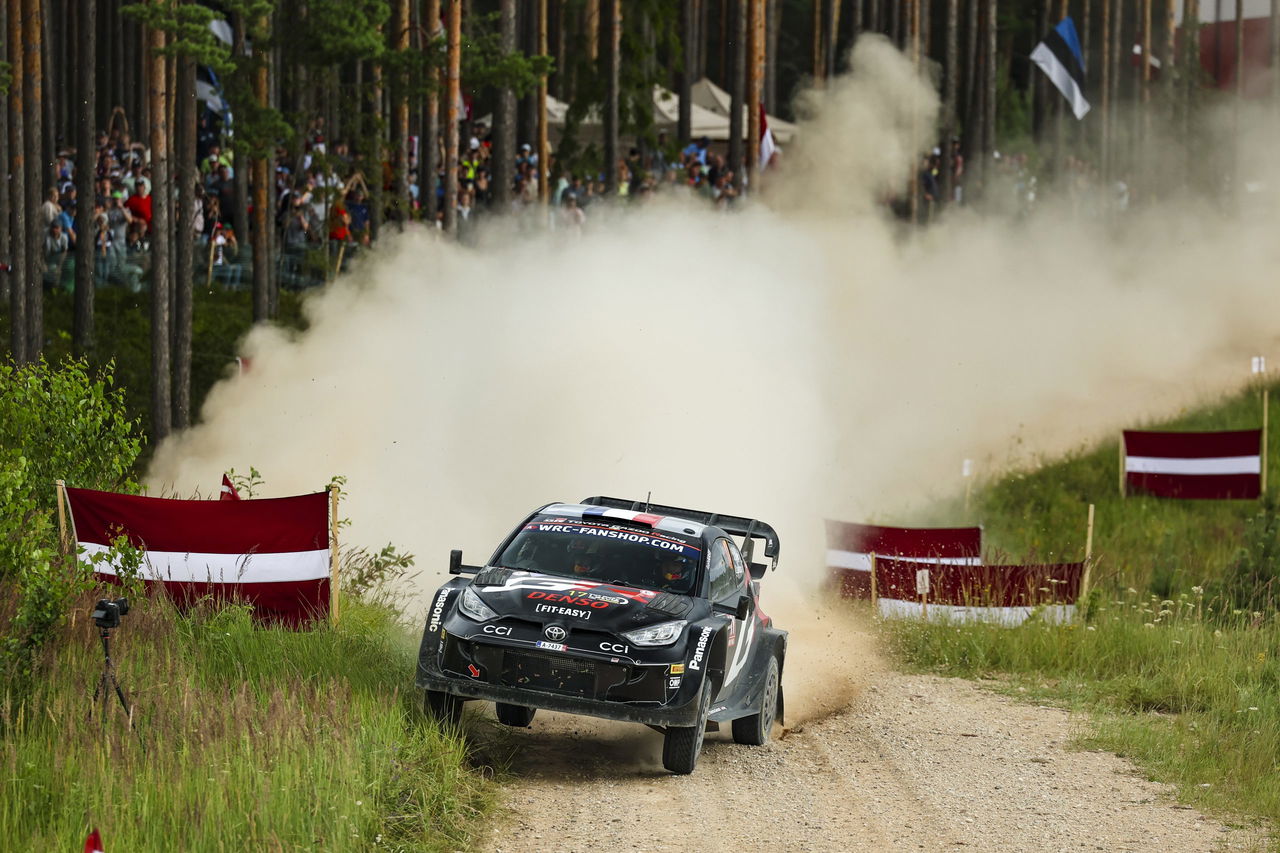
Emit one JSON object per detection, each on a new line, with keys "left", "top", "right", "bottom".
{"left": 415, "top": 496, "right": 787, "bottom": 774}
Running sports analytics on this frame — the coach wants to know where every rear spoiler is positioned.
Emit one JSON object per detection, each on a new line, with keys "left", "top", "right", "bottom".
{"left": 580, "top": 495, "right": 780, "bottom": 575}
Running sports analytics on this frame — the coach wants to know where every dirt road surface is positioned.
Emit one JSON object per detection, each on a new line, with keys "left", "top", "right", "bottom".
{"left": 477, "top": 623, "right": 1263, "bottom": 853}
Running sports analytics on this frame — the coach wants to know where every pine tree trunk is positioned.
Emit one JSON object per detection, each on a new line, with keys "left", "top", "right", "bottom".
{"left": 73, "top": 0, "right": 96, "bottom": 357}
{"left": 747, "top": 0, "right": 762, "bottom": 182}
{"left": 424, "top": 0, "right": 440, "bottom": 223}
{"left": 252, "top": 19, "right": 269, "bottom": 322}
{"left": 943, "top": 0, "right": 958, "bottom": 207}
{"left": 370, "top": 61, "right": 384, "bottom": 242}
{"left": 40, "top": 2, "right": 55, "bottom": 183}
{"left": 680, "top": 0, "right": 694, "bottom": 146}
{"left": 537, "top": 0, "right": 549, "bottom": 204}
{"left": 150, "top": 23, "right": 172, "bottom": 441}
{"left": 494, "top": 0, "right": 517, "bottom": 209}
{"left": 444, "top": 0, "right": 461, "bottom": 231}
{"left": 603, "top": 0, "right": 620, "bottom": 194}
{"left": 173, "top": 53, "right": 195, "bottom": 429}
{"left": 232, "top": 16, "right": 250, "bottom": 258}
{"left": 23, "top": 0, "right": 46, "bottom": 359}
{"left": 984, "top": 0, "right": 996, "bottom": 178}
{"left": 0, "top": 11, "right": 9, "bottom": 310}
{"left": 766, "top": 0, "right": 780, "bottom": 112}
{"left": 394, "top": 0, "right": 411, "bottom": 223}
{"left": 729, "top": 0, "right": 745, "bottom": 191}
{"left": 6, "top": 0, "right": 27, "bottom": 364}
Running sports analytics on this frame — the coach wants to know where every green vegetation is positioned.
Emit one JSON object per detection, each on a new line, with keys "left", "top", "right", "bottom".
{"left": 0, "top": 596, "right": 490, "bottom": 851}
{"left": 0, "top": 358, "right": 490, "bottom": 850}
{"left": 882, "top": 379, "right": 1280, "bottom": 836}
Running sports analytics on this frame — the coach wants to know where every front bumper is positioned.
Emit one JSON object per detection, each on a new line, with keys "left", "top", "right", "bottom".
{"left": 416, "top": 632, "right": 704, "bottom": 727}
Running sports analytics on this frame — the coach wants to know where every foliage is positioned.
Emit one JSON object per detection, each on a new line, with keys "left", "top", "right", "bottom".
{"left": 290, "top": 0, "right": 390, "bottom": 65}
{"left": 460, "top": 12, "right": 554, "bottom": 95}
{"left": 0, "top": 359, "right": 143, "bottom": 695}
{"left": 0, "top": 60, "right": 11, "bottom": 97}
{"left": 0, "top": 595, "right": 492, "bottom": 850}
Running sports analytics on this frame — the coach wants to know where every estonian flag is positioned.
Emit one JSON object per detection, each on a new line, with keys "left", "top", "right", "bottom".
{"left": 1031, "top": 17, "right": 1090, "bottom": 120}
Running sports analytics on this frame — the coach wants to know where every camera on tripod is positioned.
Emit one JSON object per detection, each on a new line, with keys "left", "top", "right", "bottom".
{"left": 91, "top": 597, "right": 130, "bottom": 630}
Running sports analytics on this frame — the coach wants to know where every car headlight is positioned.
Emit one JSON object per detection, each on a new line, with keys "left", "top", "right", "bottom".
{"left": 458, "top": 586, "right": 498, "bottom": 622}
{"left": 621, "top": 620, "right": 687, "bottom": 647}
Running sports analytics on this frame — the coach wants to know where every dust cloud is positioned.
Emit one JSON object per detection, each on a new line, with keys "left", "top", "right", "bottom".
{"left": 150, "top": 37, "right": 1280, "bottom": 722}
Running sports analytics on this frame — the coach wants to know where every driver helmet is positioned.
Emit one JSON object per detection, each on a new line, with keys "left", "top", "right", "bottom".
{"left": 567, "top": 539, "right": 595, "bottom": 574}
{"left": 660, "top": 555, "right": 689, "bottom": 582}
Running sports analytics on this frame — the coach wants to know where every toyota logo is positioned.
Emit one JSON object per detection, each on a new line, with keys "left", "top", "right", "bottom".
{"left": 543, "top": 624, "right": 567, "bottom": 642}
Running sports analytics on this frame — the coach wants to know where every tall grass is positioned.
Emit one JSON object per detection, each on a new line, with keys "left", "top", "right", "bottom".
{"left": 0, "top": 594, "right": 490, "bottom": 851}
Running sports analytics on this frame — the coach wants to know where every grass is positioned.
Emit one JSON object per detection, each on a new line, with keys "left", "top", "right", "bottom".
{"left": 0, "top": 593, "right": 491, "bottom": 852}
{"left": 880, "top": 379, "right": 1280, "bottom": 838}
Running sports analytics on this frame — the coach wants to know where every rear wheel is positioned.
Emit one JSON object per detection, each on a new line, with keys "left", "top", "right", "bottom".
{"left": 423, "top": 689, "right": 463, "bottom": 727}
{"left": 495, "top": 702, "right": 537, "bottom": 727}
{"left": 732, "top": 656, "right": 779, "bottom": 746}
{"left": 662, "top": 681, "right": 712, "bottom": 775}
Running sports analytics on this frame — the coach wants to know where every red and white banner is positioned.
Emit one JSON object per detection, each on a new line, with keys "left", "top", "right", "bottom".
{"left": 65, "top": 487, "right": 331, "bottom": 624}
{"left": 759, "top": 104, "right": 776, "bottom": 171}
{"left": 219, "top": 474, "right": 241, "bottom": 501}
{"left": 1123, "top": 429, "right": 1262, "bottom": 499}
{"left": 826, "top": 520, "right": 982, "bottom": 598}
{"left": 875, "top": 557, "right": 1084, "bottom": 625}
{"left": 84, "top": 828, "right": 104, "bottom": 853}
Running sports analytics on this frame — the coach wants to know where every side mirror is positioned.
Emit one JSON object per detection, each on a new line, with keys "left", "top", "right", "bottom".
{"left": 735, "top": 593, "right": 752, "bottom": 621}
{"left": 448, "top": 549, "right": 463, "bottom": 575}
{"left": 749, "top": 562, "right": 768, "bottom": 580}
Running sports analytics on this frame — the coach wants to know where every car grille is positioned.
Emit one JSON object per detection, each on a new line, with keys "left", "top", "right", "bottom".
{"left": 442, "top": 636, "right": 668, "bottom": 702}
{"left": 501, "top": 650, "right": 604, "bottom": 695}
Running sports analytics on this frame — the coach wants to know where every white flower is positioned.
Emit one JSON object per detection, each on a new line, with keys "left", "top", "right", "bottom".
{"left": 1192, "top": 586, "right": 1204, "bottom": 595}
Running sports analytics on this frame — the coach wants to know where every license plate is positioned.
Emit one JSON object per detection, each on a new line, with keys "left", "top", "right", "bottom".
{"left": 535, "top": 641, "right": 568, "bottom": 652}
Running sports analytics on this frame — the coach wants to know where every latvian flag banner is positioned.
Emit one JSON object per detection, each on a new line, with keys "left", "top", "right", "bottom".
{"left": 1123, "top": 429, "right": 1262, "bottom": 499}
{"left": 826, "top": 520, "right": 982, "bottom": 598}
{"left": 64, "top": 487, "right": 332, "bottom": 624}
{"left": 875, "top": 558, "right": 1084, "bottom": 625}
{"left": 1031, "top": 17, "right": 1090, "bottom": 120}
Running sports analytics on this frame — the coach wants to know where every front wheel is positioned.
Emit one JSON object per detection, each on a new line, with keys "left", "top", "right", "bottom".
{"left": 495, "top": 702, "right": 536, "bottom": 727}
{"left": 662, "top": 681, "right": 712, "bottom": 775}
{"left": 732, "top": 656, "right": 779, "bottom": 746}
{"left": 424, "top": 689, "right": 463, "bottom": 727}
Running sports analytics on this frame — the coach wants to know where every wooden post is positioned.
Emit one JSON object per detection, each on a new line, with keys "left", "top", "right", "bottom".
{"left": 55, "top": 479, "right": 69, "bottom": 556}
{"left": 1079, "top": 502, "right": 1096, "bottom": 612}
{"left": 869, "top": 551, "right": 879, "bottom": 617}
{"left": 1119, "top": 433, "right": 1127, "bottom": 497}
{"left": 329, "top": 485, "right": 340, "bottom": 626}
{"left": 1264, "top": 387, "right": 1270, "bottom": 496}
{"left": 205, "top": 235, "right": 217, "bottom": 289}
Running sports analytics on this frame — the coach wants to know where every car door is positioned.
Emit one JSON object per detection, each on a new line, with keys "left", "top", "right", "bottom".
{"left": 707, "top": 538, "right": 758, "bottom": 705}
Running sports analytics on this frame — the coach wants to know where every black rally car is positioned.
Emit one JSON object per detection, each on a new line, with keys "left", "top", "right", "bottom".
{"left": 415, "top": 496, "right": 787, "bottom": 774}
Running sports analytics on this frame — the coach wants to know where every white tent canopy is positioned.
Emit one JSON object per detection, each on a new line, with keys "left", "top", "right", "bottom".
{"left": 689, "top": 77, "right": 799, "bottom": 144}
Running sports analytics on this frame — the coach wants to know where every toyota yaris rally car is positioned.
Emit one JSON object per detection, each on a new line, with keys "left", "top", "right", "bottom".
{"left": 415, "top": 496, "right": 786, "bottom": 774}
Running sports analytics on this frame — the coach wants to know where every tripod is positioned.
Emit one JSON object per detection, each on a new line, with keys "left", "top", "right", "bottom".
{"left": 91, "top": 627, "right": 137, "bottom": 736}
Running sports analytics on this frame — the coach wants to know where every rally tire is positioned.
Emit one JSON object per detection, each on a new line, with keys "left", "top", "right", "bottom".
{"left": 662, "top": 681, "right": 712, "bottom": 775}
{"left": 424, "top": 689, "right": 463, "bottom": 727}
{"left": 732, "top": 655, "right": 779, "bottom": 746}
{"left": 495, "top": 703, "right": 537, "bottom": 727}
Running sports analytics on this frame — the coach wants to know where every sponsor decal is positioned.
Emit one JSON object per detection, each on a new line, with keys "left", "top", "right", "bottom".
{"left": 428, "top": 588, "right": 452, "bottom": 633}
{"left": 581, "top": 590, "right": 629, "bottom": 606}
{"left": 536, "top": 641, "right": 568, "bottom": 652}
{"left": 710, "top": 705, "right": 726, "bottom": 714}
{"left": 669, "top": 663, "right": 685, "bottom": 675}
{"left": 535, "top": 603, "right": 591, "bottom": 619}
{"left": 526, "top": 591, "right": 612, "bottom": 608}
{"left": 528, "top": 522, "right": 700, "bottom": 557}
{"left": 482, "top": 624, "right": 512, "bottom": 636}
{"left": 599, "top": 641, "right": 629, "bottom": 654}
{"left": 467, "top": 664, "right": 480, "bottom": 678}
{"left": 543, "top": 625, "right": 568, "bottom": 642}
{"left": 687, "top": 626, "right": 713, "bottom": 671}
{"left": 668, "top": 677, "right": 682, "bottom": 689}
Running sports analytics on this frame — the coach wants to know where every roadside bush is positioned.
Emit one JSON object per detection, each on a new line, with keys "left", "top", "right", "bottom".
{"left": 0, "top": 358, "right": 143, "bottom": 696}
{"left": 1223, "top": 496, "right": 1280, "bottom": 613}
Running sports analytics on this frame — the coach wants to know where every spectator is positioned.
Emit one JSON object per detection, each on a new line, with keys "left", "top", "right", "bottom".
{"left": 124, "top": 179, "right": 153, "bottom": 232}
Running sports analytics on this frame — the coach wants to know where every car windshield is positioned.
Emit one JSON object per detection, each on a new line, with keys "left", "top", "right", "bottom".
{"left": 497, "top": 517, "right": 702, "bottom": 596}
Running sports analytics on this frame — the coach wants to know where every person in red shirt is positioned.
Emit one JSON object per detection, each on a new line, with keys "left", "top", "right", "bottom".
{"left": 124, "top": 179, "right": 153, "bottom": 232}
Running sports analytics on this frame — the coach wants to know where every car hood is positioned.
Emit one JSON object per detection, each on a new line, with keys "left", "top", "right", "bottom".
{"left": 468, "top": 567, "right": 695, "bottom": 631}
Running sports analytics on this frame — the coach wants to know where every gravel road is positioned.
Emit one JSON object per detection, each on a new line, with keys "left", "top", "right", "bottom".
{"left": 476, "top": 610, "right": 1264, "bottom": 853}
